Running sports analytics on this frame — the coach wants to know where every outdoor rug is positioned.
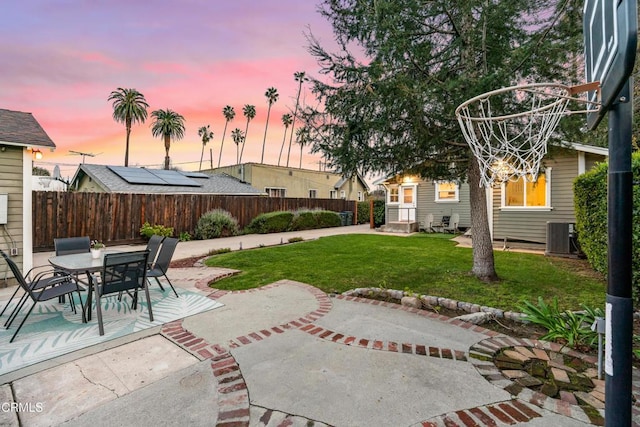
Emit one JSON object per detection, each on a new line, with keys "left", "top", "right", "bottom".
{"left": 0, "top": 287, "right": 223, "bottom": 376}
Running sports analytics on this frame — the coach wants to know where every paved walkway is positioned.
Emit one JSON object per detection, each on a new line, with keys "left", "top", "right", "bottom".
{"left": 0, "top": 225, "right": 635, "bottom": 426}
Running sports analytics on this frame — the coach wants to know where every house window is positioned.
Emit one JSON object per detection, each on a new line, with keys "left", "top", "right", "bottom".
{"left": 435, "top": 182, "right": 459, "bottom": 202}
{"left": 340, "top": 190, "right": 346, "bottom": 199}
{"left": 357, "top": 191, "right": 364, "bottom": 201}
{"left": 329, "top": 190, "right": 337, "bottom": 199}
{"left": 265, "top": 187, "right": 286, "bottom": 197}
{"left": 388, "top": 187, "right": 399, "bottom": 204}
{"left": 501, "top": 168, "right": 551, "bottom": 209}
{"left": 309, "top": 189, "right": 317, "bottom": 199}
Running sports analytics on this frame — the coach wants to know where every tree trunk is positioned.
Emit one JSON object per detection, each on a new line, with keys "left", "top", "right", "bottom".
{"left": 468, "top": 157, "right": 498, "bottom": 282}
{"left": 164, "top": 135, "right": 171, "bottom": 170}
{"left": 124, "top": 124, "right": 131, "bottom": 167}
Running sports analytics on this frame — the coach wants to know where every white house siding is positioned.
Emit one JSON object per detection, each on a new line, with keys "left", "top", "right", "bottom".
{"left": 492, "top": 154, "right": 579, "bottom": 243}
{"left": 0, "top": 145, "right": 25, "bottom": 278}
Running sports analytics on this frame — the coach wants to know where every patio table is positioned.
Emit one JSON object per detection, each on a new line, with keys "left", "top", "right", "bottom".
{"left": 48, "top": 250, "right": 121, "bottom": 336}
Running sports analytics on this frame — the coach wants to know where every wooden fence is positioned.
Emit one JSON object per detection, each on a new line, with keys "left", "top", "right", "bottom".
{"left": 32, "top": 192, "right": 356, "bottom": 251}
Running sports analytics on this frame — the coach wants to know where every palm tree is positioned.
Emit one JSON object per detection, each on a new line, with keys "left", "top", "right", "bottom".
{"left": 231, "top": 128, "right": 245, "bottom": 164}
{"left": 218, "top": 105, "right": 235, "bottom": 167}
{"left": 150, "top": 109, "right": 186, "bottom": 170}
{"left": 198, "top": 125, "right": 214, "bottom": 171}
{"left": 296, "top": 126, "right": 310, "bottom": 169}
{"left": 239, "top": 104, "right": 256, "bottom": 163}
{"left": 260, "top": 87, "right": 279, "bottom": 164}
{"left": 286, "top": 71, "right": 308, "bottom": 167}
{"left": 108, "top": 88, "right": 149, "bottom": 167}
{"left": 278, "top": 113, "right": 293, "bottom": 166}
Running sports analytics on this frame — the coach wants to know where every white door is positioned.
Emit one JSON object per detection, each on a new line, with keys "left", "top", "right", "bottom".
{"left": 399, "top": 185, "right": 416, "bottom": 221}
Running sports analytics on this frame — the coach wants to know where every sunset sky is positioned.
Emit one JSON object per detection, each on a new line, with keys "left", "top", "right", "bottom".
{"left": 2, "top": 1, "right": 340, "bottom": 180}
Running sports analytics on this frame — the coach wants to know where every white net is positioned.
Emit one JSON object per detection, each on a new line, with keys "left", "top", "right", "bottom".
{"left": 456, "top": 83, "right": 573, "bottom": 187}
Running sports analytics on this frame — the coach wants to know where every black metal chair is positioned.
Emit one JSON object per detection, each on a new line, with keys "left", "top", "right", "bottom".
{"left": 146, "top": 235, "right": 165, "bottom": 267}
{"left": 54, "top": 236, "right": 91, "bottom": 256}
{"left": 94, "top": 250, "right": 151, "bottom": 336}
{"left": 147, "top": 237, "right": 179, "bottom": 298}
{"left": 0, "top": 249, "right": 85, "bottom": 343}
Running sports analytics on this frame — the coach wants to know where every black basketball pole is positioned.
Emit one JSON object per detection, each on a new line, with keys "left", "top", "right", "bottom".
{"left": 605, "top": 78, "right": 633, "bottom": 427}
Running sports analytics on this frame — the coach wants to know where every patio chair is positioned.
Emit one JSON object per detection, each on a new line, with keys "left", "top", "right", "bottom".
{"left": 444, "top": 213, "right": 460, "bottom": 233}
{"left": 146, "top": 235, "right": 165, "bottom": 267}
{"left": 147, "top": 237, "right": 179, "bottom": 298}
{"left": 432, "top": 215, "right": 450, "bottom": 233}
{"left": 420, "top": 213, "right": 434, "bottom": 233}
{"left": 95, "top": 251, "right": 152, "bottom": 335}
{"left": 0, "top": 249, "right": 85, "bottom": 343}
{"left": 54, "top": 236, "right": 91, "bottom": 256}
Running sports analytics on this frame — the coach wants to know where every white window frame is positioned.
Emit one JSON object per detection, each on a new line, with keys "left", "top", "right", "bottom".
{"left": 340, "top": 190, "right": 346, "bottom": 199}
{"left": 357, "top": 191, "right": 364, "bottom": 201}
{"left": 500, "top": 167, "right": 552, "bottom": 211}
{"left": 387, "top": 186, "right": 400, "bottom": 204}
{"left": 265, "top": 187, "right": 287, "bottom": 198}
{"left": 434, "top": 181, "right": 459, "bottom": 203}
{"left": 309, "top": 189, "right": 317, "bottom": 199}
{"left": 329, "top": 190, "right": 337, "bottom": 199}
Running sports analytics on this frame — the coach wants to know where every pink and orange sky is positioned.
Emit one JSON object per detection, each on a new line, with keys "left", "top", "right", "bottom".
{"left": 2, "top": 1, "right": 340, "bottom": 180}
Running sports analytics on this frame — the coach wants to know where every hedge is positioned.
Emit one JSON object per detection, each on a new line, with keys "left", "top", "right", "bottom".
{"left": 357, "top": 200, "right": 385, "bottom": 227}
{"left": 244, "top": 211, "right": 294, "bottom": 234}
{"left": 574, "top": 152, "right": 640, "bottom": 305}
{"left": 194, "top": 209, "right": 239, "bottom": 239}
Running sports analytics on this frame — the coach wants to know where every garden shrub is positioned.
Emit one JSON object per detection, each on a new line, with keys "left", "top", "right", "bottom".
{"left": 140, "top": 221, "right": 174, "bottom": 239}
{"left": 314, "top": 210, "right": 341, "bottom": 228}
{"left": 194, "top": 209, "right": 239, "bottom": 239}
{"left": 290, "top": 210, "right": 317, "bottom": 231}
{"left": 245, "top": 211, "right": 294, "bottom": 234}
{"left": 357, "top": 201, "right": 370, "bottom": 224}
{"left": 574, "top": 152, "right": 640, "bottom": 305}
{"left": 372, "top": 200, "right": 385, "bottom": 227}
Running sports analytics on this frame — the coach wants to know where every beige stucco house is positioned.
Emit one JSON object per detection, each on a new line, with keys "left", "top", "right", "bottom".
{"left": 378, "top": 142, "right": 608, "bottom": 247}
{"left": 0, "top": 108, "right": 56, "bottom": 277}
{"left": 207, "top": 163, "right": 369, "bottom": 201}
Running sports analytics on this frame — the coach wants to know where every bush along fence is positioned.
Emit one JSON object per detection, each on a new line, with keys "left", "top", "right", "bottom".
{"left": 32, "top": 192, "right": 356, "bottom": 250}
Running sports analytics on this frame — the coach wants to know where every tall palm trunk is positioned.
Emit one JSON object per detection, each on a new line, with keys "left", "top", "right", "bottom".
{"left": 240, "top": 121, "right": 249, "bottom": 163}
{"left": 124, "top": 117, "right": 132, "bottom": 167}
{"left": 199, "top": 144, "right": 205, "bottom": 171}
{"left": 287, "top": 84, "right": 303, "bottom": 167}
{"left": 261, "top": 103, "right": 273, "bottom": 164}
{"left": 164, "top": 135, "right": 171, "bottom": 170}
{"left": 278, "top": 127, "right": 288, "bottom": 166}
{"left": 218, "top": 121, "right": 229, "bottom": 168}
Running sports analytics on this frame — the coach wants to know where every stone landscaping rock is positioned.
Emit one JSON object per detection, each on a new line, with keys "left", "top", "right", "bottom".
{"left": 503, "top": 350, "right": 530, "bottom": 363}
{"left": 453, "top": 312, "right": 492, "bottom": 325}
{"left": 532, "top": 348, "right": 550, "bottom": 361}
{"left": 575, "top": 391, "right": 605, "bottom": 410}
{"left": 400, "top": 296, "right": 421, "bottom": 309}
{"left": 514, "top": 373, "right": 543, "bottom": 387}
{"left": 540, "top": 382, "right": 559, "bottom": 397}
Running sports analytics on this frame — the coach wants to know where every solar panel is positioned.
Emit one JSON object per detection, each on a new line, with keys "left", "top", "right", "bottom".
{"left": 108, "top": 166, "right": 202, "bottom": 187}
{"left": 180, "top": 171, "right": 210, "bottom": 179}
{"left": 108, "top": 166, "right": 165, "bottom": 185}
{"left": 148, "top": 169, "right": 201, "bottom": 187}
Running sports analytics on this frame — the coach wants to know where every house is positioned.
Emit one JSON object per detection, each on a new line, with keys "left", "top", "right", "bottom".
{"left": 378, "top": 142, "right": 608, "bottom": 245}
{"left": 206, "top": 163, "right": 369, "bottom": 201}
{"left": 69, "top": 164, "right": 265, "bottom": 195}
{"left": 0, "top": 108, "right": 57, "bottom": 276}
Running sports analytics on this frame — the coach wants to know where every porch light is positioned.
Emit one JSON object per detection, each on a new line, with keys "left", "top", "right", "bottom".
{"left": 33, "top": 149, "right": 43, "bottom": 160}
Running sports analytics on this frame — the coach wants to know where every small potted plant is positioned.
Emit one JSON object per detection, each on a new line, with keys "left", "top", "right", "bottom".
{"left": 90, "top": 240, "right": 105, "bottom": 258}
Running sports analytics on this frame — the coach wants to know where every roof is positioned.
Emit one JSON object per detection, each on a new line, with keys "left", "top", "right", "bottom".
{"left": 0, "top": 108, "right": 56, "bottom": 149}
{"left": 71, "top": 164, "right": 265, "bottom": 195}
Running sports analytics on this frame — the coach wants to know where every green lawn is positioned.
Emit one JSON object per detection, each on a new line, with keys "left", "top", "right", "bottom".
{"left": 204, "top": 233, "right": 605, "bottom": 311}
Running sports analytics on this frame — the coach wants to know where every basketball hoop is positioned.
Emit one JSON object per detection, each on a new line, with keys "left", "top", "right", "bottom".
{"left": 455, "top": 82, "right": 600, "bottom": 187}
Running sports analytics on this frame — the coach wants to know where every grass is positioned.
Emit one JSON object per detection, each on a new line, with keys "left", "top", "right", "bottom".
{"left": 204, "top": 233, "right": 606, "bottom": 311}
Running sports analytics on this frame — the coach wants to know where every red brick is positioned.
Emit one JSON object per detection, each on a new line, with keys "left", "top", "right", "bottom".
{"left": 271, "top": 326, "right": 284, "bottom": 334}
{"left": 469, "top": 407, "right": 497, "bottom": 427}
{"left": 215, "top": 421, "right": 249, "bottom": 427}
{"left": 441, "top": 349, "right": 453, "bottom": 359}
{"left": 319, "top": 329, "right": 333, "bottom": 339}
{"left": 190, "top": 342, "right": 209, "bottom": 351}
{"left": 454, "top": 350, "right": 467, "bottom": 361}
{"left": 388, "top": 342, "right": 398, "bottom": 352}
{"left": 555, "top": 399, "right": 573, "bottom": 418}
{"left": 237, "top": 336, "right": 251, "bottom": 345}
{"left": 198, "top": 348, "right": 214, "bottom": 359}
{"left": 212, "top": 358, "right": 235, "bottom": 370}
{"left": 177, "top": 334, "right": 196, "bottom": 344}
{"left": 290, "top": 320, "right": 302, "bottom": 327}
{"left": 248, "top": 332, "right": 262, "bottom": 341}
{"left": 511, "top": 400, "right": 541, "bottom": 419}
{"left": 359, "top": 338, "right": 369, "bottom": 347}
{"left": 402, "top": 343, "right": 413, "bottom": 353}
{"left": 455, "top": 410, "right": 480, "bottom": 426}
{"left": 421, "top": 422, "right": 438, "bottom": 427}
{"left": 218, "top": 373, "right": 243, "bottom": 384}
{"left": 487, "top": 406, "right": 516, "bottom": 425}
{"left": 332, "top": 333, "right": 344, "bottom": 342}
{"left": 416, "top": 345, "right": 427, "bottom": 355}
{"left": 373, "top": 340, "right": 384, "bottom": 350}
{"left": 442, "top": 416, "right": 459, "bottom": 427}
{"left": 279, "top": 417, "right": 294, "bottom": 426}
{"left": 498, "top": 402, "right": 529, "bottom": 422}
{"left": 213, "top": 365, "right": 239, "bottom": 377}
{"left": 300, "top": 324, "right": 315, "bottom": 332}
{"left": 218, "top": 382, "right": 247, "bottom": 394}
{"left": 429, "top": 347, "right": 440, "bottom": 357}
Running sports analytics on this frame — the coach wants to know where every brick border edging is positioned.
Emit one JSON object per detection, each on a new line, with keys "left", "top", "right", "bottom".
{"left": 160, "top": 280, "right": 333, "bottom": 426}
{"left": 469, "top": 336, "right": 640, "bottom": 425}
{"left": 419, "top": 398, "right": 544, "bottom": 426}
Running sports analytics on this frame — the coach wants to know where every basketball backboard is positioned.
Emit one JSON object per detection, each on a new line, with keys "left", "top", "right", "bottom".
{"left": 584, "top": 0, "right": 637, "bottom": 130}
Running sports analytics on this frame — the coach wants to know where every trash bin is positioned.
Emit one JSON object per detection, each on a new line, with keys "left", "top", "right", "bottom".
{"left": 344, "top": 211, "right": 353, "bottom": 225}
{"left": 338, "top": 212, "right": 348, "bottom": 226}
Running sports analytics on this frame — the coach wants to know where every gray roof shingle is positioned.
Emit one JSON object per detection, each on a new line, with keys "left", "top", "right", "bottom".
{"left": 72, "top": 164, "right": 265, "bottom": 195}
{"left": 0, "top": 109, "right": 56, "bottom": 148}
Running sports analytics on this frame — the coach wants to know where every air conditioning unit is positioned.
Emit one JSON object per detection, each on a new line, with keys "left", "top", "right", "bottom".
{"left": 546, "top": 222, "right": 581, "bottom": 257}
